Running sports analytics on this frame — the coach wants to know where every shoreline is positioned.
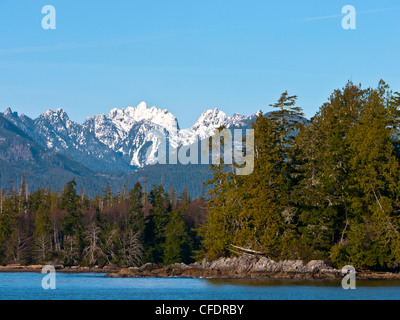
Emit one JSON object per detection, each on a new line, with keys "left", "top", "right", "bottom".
{"left": 0, "top": 265, "right": 120, "bottom": 273}
{"left": 2, "top": 255, "right": 400, "bottom": 281}
{"left": 105, "top": 265, "right": 400, "bottom": 281}
{"left": 106, "top": 255, "right": 400, "bottom": 281}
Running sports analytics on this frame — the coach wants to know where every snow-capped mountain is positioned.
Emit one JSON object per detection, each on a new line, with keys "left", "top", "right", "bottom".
{"left": 178, "top": 108, "right": 256, "bottom": 145}
{"left": 82, "top": 102, "right": 181, "bottom": 167}
{"left": 1, "top": 103, "right": 258, "bottom": 172}
{"left": 3, "top": 107, "right": 131, "bottom": 172}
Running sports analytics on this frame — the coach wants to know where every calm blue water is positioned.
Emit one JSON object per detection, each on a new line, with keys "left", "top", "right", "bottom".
{"left": 0, "top": 273, "right": 399, "bottom": 300}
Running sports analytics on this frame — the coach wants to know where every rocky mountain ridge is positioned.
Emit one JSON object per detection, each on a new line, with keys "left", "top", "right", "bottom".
{"left": 2, "top": 103, "right": 257, "bottom": 171}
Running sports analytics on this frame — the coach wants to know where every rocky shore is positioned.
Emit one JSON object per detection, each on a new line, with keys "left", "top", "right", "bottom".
{"left": 2, "top": 255, "right": 400, "bottom": 280}
{"left": 105, "top": 255, "right": 400, "bottom": 280}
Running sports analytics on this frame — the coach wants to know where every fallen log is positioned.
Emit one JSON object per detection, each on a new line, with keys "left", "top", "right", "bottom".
{"left": 230, "top": 244, "right": 266, "bottom": 256}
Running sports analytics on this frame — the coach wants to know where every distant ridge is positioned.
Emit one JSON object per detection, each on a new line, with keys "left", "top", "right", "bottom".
{"left": 0, "top": 103, "right": 307, "bottom": 197}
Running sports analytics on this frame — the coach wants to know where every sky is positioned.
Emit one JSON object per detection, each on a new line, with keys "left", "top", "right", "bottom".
{"left": 0, "top": 0, "right": 399, "bottom": 129}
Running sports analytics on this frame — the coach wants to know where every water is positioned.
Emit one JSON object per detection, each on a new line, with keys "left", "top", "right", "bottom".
{"left": 0, "top": 273, "right": 400, "bottom": 300}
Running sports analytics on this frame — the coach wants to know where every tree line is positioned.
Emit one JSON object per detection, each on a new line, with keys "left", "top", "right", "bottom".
{"left": 0, "top": 177, "right": 205, "bottom": 267}
{"left": 203, "top": 80, "right": 400, "bottom": 271}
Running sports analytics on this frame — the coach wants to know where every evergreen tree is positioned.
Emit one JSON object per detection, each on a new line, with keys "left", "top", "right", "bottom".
{"left": 269, "top": 91, "right": 304, "bottom": 153}
{"left": 144, "top": 184, "right": 171, "bottom": 264}
{"left": 331, "top": 82, "right": 400, "bottom": 269}
{"left": 0, "top": 197, "right": 17, "bottom": 262}
{"left": 61, "top": 179, "right": 83, "bottom": 236}
{"left": 236, "top": 114, "right": 282, "bottom": 256}
{"left": 33, "top": 192, "right": 52, "bottom": 263}
{"left": 128, "top": 182, "right": 145, "bottom": 235}
{"left": 103, "top": 182, "right": 113, "bottom": 210}
{"left": 292, "top": 82, "right": 363, "bottom": 259}
{"left": 203, "top": 161, "right": 240, "bottom": 260}
{"left": 163, "top": 207, "right": 191, "bottom": 265}
{"left": 60, "top": 179, "right": 83, "bottom": 263}
{"left": 204, "top": 93, "right": 304, "bottom": 259}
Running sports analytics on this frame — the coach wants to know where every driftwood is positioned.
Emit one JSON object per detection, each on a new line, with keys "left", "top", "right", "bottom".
{"left": 230, "top": 244, "right": 265, "bottom": 256}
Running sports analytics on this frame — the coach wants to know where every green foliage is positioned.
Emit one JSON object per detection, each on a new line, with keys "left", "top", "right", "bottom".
{"left": 203, "top": 91, "right": 305, "bottom": 260}
{"left": 61, "top": 179, "right": 83, "bottom": 240}
{"left": 0, "top": 198, "right": 17, "bottom": 246}
{"left": 0, "top": 172, "right": 205, "bottom": 267}
{"left": 163, "top": 208, "right": 191, "bottom": 265}
{"left": 128, "top": 182, "right": 145, "bottom": 235}
{"left": 202, "top": 162, "right": 240, "bottom": 260}
{"left": 203, "top": 81, "right": 400, "bottom": 271}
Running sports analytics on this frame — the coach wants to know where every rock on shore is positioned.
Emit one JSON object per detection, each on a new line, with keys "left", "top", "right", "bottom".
{"left": 106, "top": 255, "right": 346, "bottom": 280}
{"left": 2, "top": 256, "right": 399, "bottom": 280}
{"left": 106, "top": 255, "right": 400, "bottom": 280}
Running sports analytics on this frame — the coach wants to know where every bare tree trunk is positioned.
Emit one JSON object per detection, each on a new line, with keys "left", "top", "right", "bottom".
{"left": 83, "top": 223, "right": 105, "bottom": 266}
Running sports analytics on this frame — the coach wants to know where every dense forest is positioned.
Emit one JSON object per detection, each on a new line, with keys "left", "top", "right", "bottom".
{"left": 0, "top": 178, "right": 206, "bottom": 267}
{"left": 204, "top": 80, "right": 400, "bottom": 271}
{"left": 1, "top": 80, "right": 400, "bottom": 271}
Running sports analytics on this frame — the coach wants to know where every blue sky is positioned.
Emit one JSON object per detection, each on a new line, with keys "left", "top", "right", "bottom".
{"left": 0, "top": 0, "right": 399, "bottom": 128}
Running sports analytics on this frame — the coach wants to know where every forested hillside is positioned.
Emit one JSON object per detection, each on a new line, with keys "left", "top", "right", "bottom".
{"left": 1, "top": 81, "right": 399, "bottom": 271}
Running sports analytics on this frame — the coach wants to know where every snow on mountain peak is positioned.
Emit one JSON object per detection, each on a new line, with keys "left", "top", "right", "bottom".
{"left": 5, "top": 102, "right": 260, "bottom": 169}
{"left": 189, "top": 108, "right": 228, "bottom": 137}
{"left": 41, "top": 108, "right": 70, "bottom": 123}
{"left": 107, "top": 102, "right": 179, "bottom": 135}
{"left": 4, "top": 107, "right": 13, "bottom": 116}
{"left": 136, "top": 101, "right": 147, "bottom": 110}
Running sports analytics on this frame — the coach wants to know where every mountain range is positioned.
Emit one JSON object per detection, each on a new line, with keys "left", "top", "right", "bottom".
{"left": 2, "top": 103, "right": 257, "bottom": 171}
{"left": 0, "top": 103, "right": 260, "bottom": 197}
